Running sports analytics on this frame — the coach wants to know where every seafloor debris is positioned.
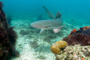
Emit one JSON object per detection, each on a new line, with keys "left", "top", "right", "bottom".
{"left": 51, "top": 41, "right": 68, "bottom": 54}
{"left": 0, "top": 2, "right": 18, "bottom": 60}
{"left": 63, "top": 26, "right": 90, "bottom": 46}
{"left": 55, "top": 45, "right": 90, "bottom": 60}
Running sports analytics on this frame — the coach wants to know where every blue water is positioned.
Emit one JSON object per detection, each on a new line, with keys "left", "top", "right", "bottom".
{"left": 1, "top": 0, "right": 90, "bottom": 21}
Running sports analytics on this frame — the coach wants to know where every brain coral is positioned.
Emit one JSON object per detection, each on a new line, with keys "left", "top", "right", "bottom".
{"left": 51, "top": 41, "right": 68, "bottom": 54}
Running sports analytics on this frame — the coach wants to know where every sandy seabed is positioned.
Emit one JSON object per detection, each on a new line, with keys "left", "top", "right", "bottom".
{"left": 10, "top": 17, "right": 90, "bottom": 60}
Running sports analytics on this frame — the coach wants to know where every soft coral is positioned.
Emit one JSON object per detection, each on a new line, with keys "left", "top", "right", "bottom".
{"left": 63, "top": 26, "right": 90, "bottom": 46}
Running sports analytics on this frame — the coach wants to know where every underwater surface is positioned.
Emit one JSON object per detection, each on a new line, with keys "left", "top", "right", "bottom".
{"left": 0, "top": 0, "right": 90, "bottom": 60}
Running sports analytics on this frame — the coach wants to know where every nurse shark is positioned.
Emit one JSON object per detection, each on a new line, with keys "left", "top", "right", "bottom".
{"left": 30, "top": 6, "right": 64, "bottom": 34}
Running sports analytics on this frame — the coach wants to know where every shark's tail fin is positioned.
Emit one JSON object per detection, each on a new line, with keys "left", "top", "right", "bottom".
{"left": 42, "top": 6, "right": 55, "bottom": 19}
{"left": 55, "top": 12, "right": 61, "bottom": 19}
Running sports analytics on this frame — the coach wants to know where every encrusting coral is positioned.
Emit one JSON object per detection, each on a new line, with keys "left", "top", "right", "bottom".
{"left": 63, "top": 26, "right": 90, "bottom": 46}
{"left": 51, "top": 41, "right": 68, "bottom": 54}
{"left": 55, "top": 45, "right": 90, "bottom": 60}
{"left": 0, "top": 2, "right": 19, "bottom": 60}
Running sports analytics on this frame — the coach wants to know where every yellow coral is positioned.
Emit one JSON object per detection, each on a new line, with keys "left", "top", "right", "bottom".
{"left": 51, "top": 41, "right": 68, "bottom": 54}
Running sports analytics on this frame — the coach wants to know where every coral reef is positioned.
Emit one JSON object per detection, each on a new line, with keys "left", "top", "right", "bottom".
{"left": 51, "top": 41, "right": 68, "bottom": 54}
{"left": 55, "top": 45, "right": 90, "bottom": 60}
{"left": 51, "top": 26, "right": 90, "bottom": 60}
{"left": 63, "top": 26, "right": 90, "bottom": 46}
{"left": 0, "top": 2, "right": 18, "bottom": 60}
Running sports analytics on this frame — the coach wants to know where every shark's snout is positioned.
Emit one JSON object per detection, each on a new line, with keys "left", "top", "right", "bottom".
{"left": 30, "top": 23, "right": 35, "bottom": 28}
{"left": 30, "top": 22, "right": 41, "bottom": 29}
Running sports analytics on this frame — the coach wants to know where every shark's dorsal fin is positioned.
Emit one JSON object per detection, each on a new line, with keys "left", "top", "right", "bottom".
{"left": 55, "top": 12, "right": 61, "bottom": 19}
{"left": 42, "top": 6, "right": 55, "bottom": 19}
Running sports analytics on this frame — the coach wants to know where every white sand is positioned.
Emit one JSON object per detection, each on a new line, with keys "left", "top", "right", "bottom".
{"left": 10, "top": 17, "right": 89, "bottom": 60}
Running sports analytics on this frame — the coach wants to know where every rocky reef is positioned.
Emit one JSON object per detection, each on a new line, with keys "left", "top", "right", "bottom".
{"left": 51, "top": 26, "right": 90, "bottom": 60}
{"left": 63, "top": 26, "right": 90, "bottom": 46}
{"left": 0, "top": 2, "right": 18, "bottom": 60}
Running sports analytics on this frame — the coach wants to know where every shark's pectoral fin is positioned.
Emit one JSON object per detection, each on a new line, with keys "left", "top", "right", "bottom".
{"left": 53, "top": 28, "right": 61, "bottom": 33}
{"left": 39, "top": 29, "right": 46, "bottom": 34}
